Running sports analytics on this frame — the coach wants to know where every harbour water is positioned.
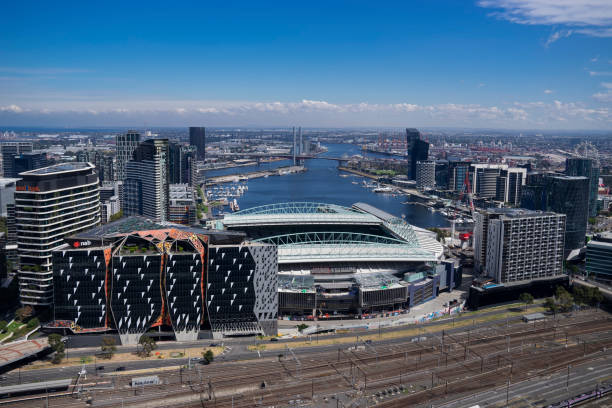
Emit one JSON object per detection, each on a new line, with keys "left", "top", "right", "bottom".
{"left": 205, "top": 143, "right": 449, "bottom": 229}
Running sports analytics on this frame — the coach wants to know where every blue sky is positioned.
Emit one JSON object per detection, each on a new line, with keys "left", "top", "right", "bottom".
{"left": 1, "top": 0, "right": 611, "bottom": 129}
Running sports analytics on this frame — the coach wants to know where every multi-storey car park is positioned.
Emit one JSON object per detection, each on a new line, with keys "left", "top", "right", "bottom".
{"left": 48, "top": 217, "right": 277, "bottom": 344}
{"left": 221, "top": 202, "right": 455, "bottom": 318}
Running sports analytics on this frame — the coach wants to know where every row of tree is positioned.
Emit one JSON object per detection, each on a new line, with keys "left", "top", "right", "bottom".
{"left": 544, "top": 285, "right": 603, "bottom": 314}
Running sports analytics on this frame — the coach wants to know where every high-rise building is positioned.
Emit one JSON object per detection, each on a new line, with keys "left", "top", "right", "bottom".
{"left": 434, "top": 161, "right": 449, "bottom": 189}
{"left": 0, "top": 142, "right": 33, "bottom": 177}
{"left": 16, "top": 163, "right": 100, "bottom": 306}
{"left": 50, "top": 219, "right": 277, "bottom": 344}
{"left": 168, "top": 142, "right": 197, "bottom": 185}
{"left": 566, "top": 157, "right": 600, "bottom": 217}
{"left": 0, "top": 178, "right": 19, "bottom": 217}
{"left": 406, "top": 128, "right": 429, "bottom": 180}
{"left": 123, "top": 139, "right": 169, "bottom": 222}
{"left": 189, "top": 127, "right": 206, "bottom": 161}
{"left": 416, "top": 160, "right": 436, "bottom": 191}
{"left": 448, "top": 161, "right": 471, "bottom": 191}
{"left": 495, "top": 168, "right": 527, "bottom": 205}
{"left": 115, "top": 131, "right": 141, "bottom": 182}
{"left": 475, "top": 208, "right": 566, "bottom": 283}
{"left": 586, "top": 231, "right": 612, "bottom": 284}
{"left": 14, "top": 152, "right": 49, "bottom": 175}
{"left": 521, "top": 174, "right": 589, "bottom": 252}
{"left": 169, "top": 183, "right": 197, "bottom": 225}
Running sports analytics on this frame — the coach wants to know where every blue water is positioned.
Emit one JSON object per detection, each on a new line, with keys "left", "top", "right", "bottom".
{"left": 205, "top": 143, "right": 449, "bottom": 229}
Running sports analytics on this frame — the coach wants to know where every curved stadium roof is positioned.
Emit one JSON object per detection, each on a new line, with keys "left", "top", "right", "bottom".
{"left": 223, "top": 202, "right": 444, "bottom": 261}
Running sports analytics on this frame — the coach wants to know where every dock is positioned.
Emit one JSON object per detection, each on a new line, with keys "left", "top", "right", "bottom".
{"left": 205, "top": 166, "right": 306, "bottom": 186}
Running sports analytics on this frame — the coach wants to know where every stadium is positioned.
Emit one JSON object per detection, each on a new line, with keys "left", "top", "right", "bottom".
{"left": 222, "top": 202, "right": 454, "bottom": 319}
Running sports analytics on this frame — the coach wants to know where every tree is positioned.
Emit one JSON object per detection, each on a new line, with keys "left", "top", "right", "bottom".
{"left": 15, "top": 306, "right": 33, "bottom": 322}
{"left": 201, "top": 349, "right": 214, "bottom": 365}
{"left": 555, "top": 286, "right": 574, "bottom": 312}
{"left": 296, "top": 323, "right": 309, "bottom": 332}
{"left": 109, "top": 210, "right": 123, "bottom": 222}
{"left": 518, "top": 293, "right": 534, "bottom": 310}
{"left": 138, "top": 334, "right": 157, "bottom": 357}
{"left": 26, "top": 317, "right": 39, "bottom": 329}
{"left": 544, "top": 297, "right": 558, "bottom": 314}
{"left": 0, "top": 321, "right": 7, "bottom": 333}
{"left": 48, "top": 333, "right": 65, "bottom": 364}
{"left": 100, "top": 336, "right": 117, "bottom": 359}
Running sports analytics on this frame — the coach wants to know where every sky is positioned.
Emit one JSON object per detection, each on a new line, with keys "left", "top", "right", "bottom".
{"left": 1, "top": 0, "right": 611, "bottom": 130}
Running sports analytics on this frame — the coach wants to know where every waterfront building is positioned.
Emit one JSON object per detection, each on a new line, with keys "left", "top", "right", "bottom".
{"left": 50, "top": 217, "right": 277, "bottom": 344}
{"left": 222, "top": 202, "right": 445, "bottom": 316}
{"left": 521, "top": 174, "right": 589, "bottom": 253}
{"left": 406, "top": 128, "right": 429, "bottom": 180}
{"left": 566, "top": 157, "right": 600, "bottom": 217}
{"left": 169, "top": 142, "right": 197, "bottom": 184}
{"left": 586, "top": 231, "right": 612, "bottom": 284}
{"left": 169, "top": 183, "right": 197, "bottom": 225}
{"left": 434, "top": 160, "right": 449, "bottom": 189}
{"left": 416, "top": 160, "right": 436, "bottom": 191}
{"left": 16, "top": 163, "right": 100, "bottom": 306}
{"left": 495, "top": 167, "right": 527, "bottom": 205}
{"left": 477, "top": 208, "right": 566, "bottom": 284}
{"left": 448, "top": 161, "right": 471, "bottom": 191}
{"left": 189, "top": 127, "right": 206, "bottom": 161}
{"left": 0, "top": 142, "right": 33, "bottom": 177}
{"left": 115, "top": 131, "right": 141, "bottom": 182}
{"left": 123, "top": 139, "right": 169, "bottom": 222}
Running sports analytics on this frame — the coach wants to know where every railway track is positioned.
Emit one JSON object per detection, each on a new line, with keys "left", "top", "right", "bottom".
{"left": 4, "top": 312, "right": 611, "bottom": 408}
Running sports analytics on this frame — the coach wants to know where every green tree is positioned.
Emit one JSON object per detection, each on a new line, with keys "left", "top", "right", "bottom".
{"left": 544, "top": 297, "right": 558, "bottom": 314}
{"left": 15, "top": 305, "right": 33, "bottom": 322}
{"left": 588, "top": 217, "right": 597, "bottom": 225}
{"left": 48, "top": 333, "right": 65, "bottom": 364}
{"left": 0, "top": 321, "right": 7, "bottom": 333}
{"left": 26, "top": 317, "right": 39, "bottom": 329}
{"left": 100, "top": 336, "right": 117, "bottom": 359}
{"left": 555, "top": 286, "right": 574, "bottom": 312}
{"left": 296, "top": 324, "right": 309, "bottom": 332}
{"left": 201, "top": 349, "right": 214, "bottom": 365}
{"left": 518, "top": 293, "right": 534, "bottom": 310}
{"left": 138, "top": 334, "right": 157, "bottom": 357}
{"left": 109, "top": 210, "right": 123, "bottom": 222}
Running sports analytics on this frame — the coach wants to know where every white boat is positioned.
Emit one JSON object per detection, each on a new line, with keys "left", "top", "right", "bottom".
{"left": 373, "top": 186, "right": 394, "bottom": 193}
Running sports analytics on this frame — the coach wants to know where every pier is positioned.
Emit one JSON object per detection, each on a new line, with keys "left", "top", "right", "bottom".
{"left": 205, "top": 165, "right": 306, "bottom": 186}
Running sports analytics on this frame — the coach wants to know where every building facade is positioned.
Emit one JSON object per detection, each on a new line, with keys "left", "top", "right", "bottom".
{"left": 50, "top": 221, "right": 277, "bottom": 344}
{"left": 124, "top": 139, "right": 169, "bottom": 222}
{"left": 416, "top": 160, "right": 436, "bottom": 191}
{"left": 0, "top": 142, "right": 33, "bottom": 178}
{"left": 481, "top": 209, "right": 566, "bottom": 284}
{"left": 115, "top": 131, "right": 141, "bottom": 182}
{"left": 406, "top": 128, "right": 429, "bottom": 180}
{"left": 16, "top": 163, "right": 100, "bottom": 306}
{"left": 189, "top": 127, "right": 206, "bottom": 161}
{"left": 566, "top": 157, "right": 600, "bottom": 217}
{"left": 585, "top": 232, "right": 612, "bottom": 284}
{"left": 14, "top": 152, "right": 49, "bottom": 175}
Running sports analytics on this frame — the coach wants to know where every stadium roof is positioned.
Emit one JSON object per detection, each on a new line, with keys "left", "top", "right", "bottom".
{"left": 223, "top": 202, "right": 381, "bottom": 227}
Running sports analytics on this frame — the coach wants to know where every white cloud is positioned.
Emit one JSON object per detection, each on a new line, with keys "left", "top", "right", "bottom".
{"left": 544, "top": 89, "right": 554, "bottom": 94}
{"left": 0, "top": 99, "right": 609, "bottom": 129}
{"left": 478, "top": 0, "right": 612, "bottom": 43}
{"left": 589, "top": 71, "right": 612, "bottom": 76}
{"left": 0, "top": 104, "right": 24, "bottom": 113}
{"left": 591, "top": 56, "right": 599, "bottom": 62}
{"left": 593, "top": 82, "right": 612, "bottom": 102}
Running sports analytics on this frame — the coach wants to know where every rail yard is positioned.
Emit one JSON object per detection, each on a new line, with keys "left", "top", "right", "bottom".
{"left": 2, "top": 309, "right": 612, "bottom": 408}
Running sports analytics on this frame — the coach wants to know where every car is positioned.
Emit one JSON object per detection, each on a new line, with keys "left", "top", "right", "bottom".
{"left": 365, "top": 340, "right": 373, "bottom": 345}
{"left": 96, "top": 366, "right": 105, "bottom": 371}
{"left": 270, "top": 337, "right": 278, "bottom": 342}
{"left": 209, "top": 343, "right": 218, "bottom": 347}
{"left": 115, "top": 366, "right": 126, "bottom": 372}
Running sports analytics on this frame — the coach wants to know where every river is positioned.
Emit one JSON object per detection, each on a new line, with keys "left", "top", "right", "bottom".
{"left": 204, "top": 143, "right": 449, "bottom": 229}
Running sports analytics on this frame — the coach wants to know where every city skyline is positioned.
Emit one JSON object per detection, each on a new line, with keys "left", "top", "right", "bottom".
{"left": 1, "top": 1, "right": 611, "bottom": 129}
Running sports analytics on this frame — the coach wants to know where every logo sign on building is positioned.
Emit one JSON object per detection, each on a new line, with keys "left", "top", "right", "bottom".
{"left": 131, "top": 376, "right": 160, "bottom": 387}
{"left": 16, "top": 185, "right": 40, "bottom": 192}
{"left": 73, "top": 240, "right": 92, "bottom": 248}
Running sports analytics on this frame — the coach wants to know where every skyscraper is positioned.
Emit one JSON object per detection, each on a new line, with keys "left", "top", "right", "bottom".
{"left": 168, "top": 142, "right": 197, "bottom": 185}
{"left": 521, "top": 174, "right": 589, "bottom": 252}
{"left": 189, "top": 127, "right": 206, "bottom": 161}
{"left": 115, "top": 131, "right": 141, "bottom": 182}
{"left": 405, "top": 128, "right": 429, "bottom": 180}
{"left": 124, "top": 139, "right": 169, "bottom": 222}
{"left": 13, "top": 152, "right": 49, "bottom": 175}
{"left": 16, "top": 163, "right": 100, "bottom": 306}
{"left": 565, "top": 157, "right": 599, "bottom": 218}
{"left": 416, "top": 160, "right": 436, "bottom": 191}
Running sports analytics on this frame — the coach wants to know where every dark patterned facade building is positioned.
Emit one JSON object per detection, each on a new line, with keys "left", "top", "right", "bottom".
{"left": 51, "top": 218, "right": 277, "bottom": 344}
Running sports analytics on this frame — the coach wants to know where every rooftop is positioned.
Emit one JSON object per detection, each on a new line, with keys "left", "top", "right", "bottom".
{"left": 19, "top": 162, "right": 94, "bottom": 176}
{"left": 482, "top": 208, "right": 562, "bottom": 219}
